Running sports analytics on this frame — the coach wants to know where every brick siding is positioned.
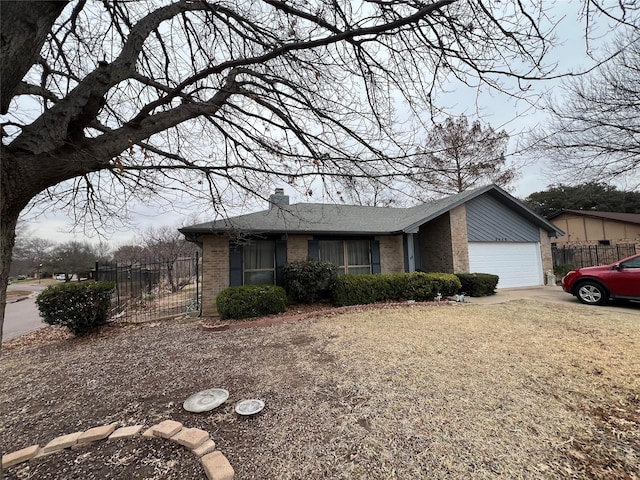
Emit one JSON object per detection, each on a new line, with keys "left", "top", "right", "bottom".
{"left": 201, "top": 235, "right": 231, "bottom": 316}
{"left": 376, "top": 235, "right": 405, "bottom": 274}
{"left": 539, "top": 228, "right": 554, "bottom": 278}
{"left": 418, "top": 213, "right": 454, "bottom": 273}
{"left": 286, "top": 235, "right": 313, "bottom": 262}
{"left": 449, "top": 205, "right": 470, "bottom": 273}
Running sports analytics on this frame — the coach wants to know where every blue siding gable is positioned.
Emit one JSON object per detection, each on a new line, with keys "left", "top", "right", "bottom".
{"left": 466, "top": 194, "right": 540, "bottom": 242}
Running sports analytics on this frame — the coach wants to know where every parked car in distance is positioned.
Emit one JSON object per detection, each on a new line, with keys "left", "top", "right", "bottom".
{"left": 55, "top": 274, "right": 67, "bottom": 281}
{"left": 562, "top": 253, "right": 640, "bottom": 305}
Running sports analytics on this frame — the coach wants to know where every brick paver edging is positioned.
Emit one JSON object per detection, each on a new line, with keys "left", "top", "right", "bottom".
{"left": 2, "top": 419, "right": 234, "bottom": 480}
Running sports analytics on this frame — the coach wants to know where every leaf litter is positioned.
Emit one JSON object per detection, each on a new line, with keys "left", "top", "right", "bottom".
{"left": 1, "top": 300, "right": 638, "bottom": 479}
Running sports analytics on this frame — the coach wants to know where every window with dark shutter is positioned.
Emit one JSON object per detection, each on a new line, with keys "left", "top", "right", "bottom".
{"left": 243, "top": 239, "right": 275, "bottom": 285}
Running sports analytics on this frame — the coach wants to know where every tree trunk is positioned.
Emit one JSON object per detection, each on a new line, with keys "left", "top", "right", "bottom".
{"left": 0, "top": 178, "right": 21, "bottom": 354}
{"left": 1, "top": 149, "right": 42, "bottom": 351}
{"left": 0, "top": 203, "right": 18, "bottom": 478}
{"left": 0, "top": 215, "right": 18, "bottom": 351}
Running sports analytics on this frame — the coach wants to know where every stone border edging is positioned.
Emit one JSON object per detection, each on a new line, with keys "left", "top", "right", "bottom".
{"left": 2, "top": 419, "right": 234, "bottom": 480}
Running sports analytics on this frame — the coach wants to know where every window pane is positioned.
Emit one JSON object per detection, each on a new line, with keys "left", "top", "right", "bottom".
{"left": 348, "top": 266, "right": 371, "bottom": 275}
{"left": 245, "top": 270, "right": 275, "bottom": 285}
{"left": 244, "top": 240, "right": 275, "bottom": 285}
{"left": 347, "top": 240, "right": 370, "bottom": 266}
{"left": 244, "top": 240, "right": 275, "bottom": 269}
{"left": 319, "top": 240, "right": 344, "bottom": 267}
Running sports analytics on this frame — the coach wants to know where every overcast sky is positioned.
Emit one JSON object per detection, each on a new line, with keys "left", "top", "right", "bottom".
{"left": 15, "top": 2, "right": 637, "bottom": 248}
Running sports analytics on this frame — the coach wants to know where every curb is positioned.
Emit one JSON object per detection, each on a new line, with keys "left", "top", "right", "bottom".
{"left": 8, "top": 296, "right": 30, "bottom": 304}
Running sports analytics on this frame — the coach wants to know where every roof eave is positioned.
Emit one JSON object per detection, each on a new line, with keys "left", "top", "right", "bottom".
{"left": 179, "top": 227, "right": 401, "bottom": 236}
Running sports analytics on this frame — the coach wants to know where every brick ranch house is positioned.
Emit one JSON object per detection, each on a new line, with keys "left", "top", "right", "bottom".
{"left": 180, "top": 184, "right": 564, "bottom": 316}
{"left": 547, "top": 210, "right": 640, "bottom": 251}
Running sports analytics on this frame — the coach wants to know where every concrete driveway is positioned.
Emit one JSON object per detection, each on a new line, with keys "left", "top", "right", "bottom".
{"left": 469, "top": 285, "right": 640, "bottom": 316}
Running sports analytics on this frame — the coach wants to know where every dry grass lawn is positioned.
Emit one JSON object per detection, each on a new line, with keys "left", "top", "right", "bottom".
{"left": 1, "top": 300, "right": 639, "bottom": 479}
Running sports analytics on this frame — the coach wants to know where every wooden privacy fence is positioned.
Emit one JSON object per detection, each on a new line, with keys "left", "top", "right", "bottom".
{"left": 552, "top": 244, "right": 636, "bottom": 269}
{"left": 94, "top": 253, "right": 201, "bottom": 323}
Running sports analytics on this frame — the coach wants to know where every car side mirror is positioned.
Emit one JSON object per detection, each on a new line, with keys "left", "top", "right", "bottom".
{"left": 612, "top": 264, "right": 622, "bottom": 271}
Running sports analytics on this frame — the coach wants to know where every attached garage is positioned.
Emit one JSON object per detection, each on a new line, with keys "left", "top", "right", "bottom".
{"left": 468, "top": 242, "right": 544, "bottom": 288}
{"left": 464, "top": 193, "right": 552, "bottom": 288}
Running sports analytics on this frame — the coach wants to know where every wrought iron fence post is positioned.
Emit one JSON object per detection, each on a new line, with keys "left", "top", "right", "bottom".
{"left": 196, "top": 250, "right": 200, "bottom": 307}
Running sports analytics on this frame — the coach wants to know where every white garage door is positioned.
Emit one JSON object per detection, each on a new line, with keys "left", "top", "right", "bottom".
{"left": 468, "top": 242, "right": 544, "bottom": 288}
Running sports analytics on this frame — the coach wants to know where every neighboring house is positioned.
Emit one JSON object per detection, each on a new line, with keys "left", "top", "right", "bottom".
{"left": 180, "top": 185, "right": 563, "bottom": 315}
{"left": 548, "top": 210, "right": 640, "bottom": 249}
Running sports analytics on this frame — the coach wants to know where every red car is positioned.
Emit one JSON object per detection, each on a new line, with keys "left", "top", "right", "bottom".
{"left": 562, "top": 253, "right": 640, "bottom": 305}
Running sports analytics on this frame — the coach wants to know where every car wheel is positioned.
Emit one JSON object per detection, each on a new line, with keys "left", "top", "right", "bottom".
{"left": 575, "top": 281, "right": 608, "bottom": 306}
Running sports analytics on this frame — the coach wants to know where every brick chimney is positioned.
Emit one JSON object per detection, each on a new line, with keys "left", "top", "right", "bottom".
{"left": 269, "top": 188, "right": 289, "bottom": 209}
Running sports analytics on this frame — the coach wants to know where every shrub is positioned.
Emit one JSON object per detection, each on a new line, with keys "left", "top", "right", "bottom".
{"left": 216, "top": 285, "right": 287, "bottom": 320}
{"left": 331, "top": 272, "right": 444, "bottom": 307}
{"left": 284, "top": 260, "right": 337, "bottom": 303}
{"left": 418, "top": 273, "right": 462, "bottom": 296}
{"left": 554, "top": 264, "right": 576, "bottom": 279}
{"left": 455, "top": 273, "right": 499, "bottom": 297}
{"left": 36, "top": 281, "right": 116, "bottom": 336}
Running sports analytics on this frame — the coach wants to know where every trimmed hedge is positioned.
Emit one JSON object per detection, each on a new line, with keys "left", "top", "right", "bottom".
{"left": 455, "top": 273, "right": 499, "bottom": 297}
{"left": 284, "top": 260, "right": 337, "bottom": 303}
{"left": 216, "top": 285, "right": 288, "bottom": 320}
{"left": 419, "top": 273, "right": 462, "bottom": 297}
{"left": 36, "top": 281, "right": 116, "bottom": 336}
{"left": 331, "top": 272, "right": 459, "bottom": 307}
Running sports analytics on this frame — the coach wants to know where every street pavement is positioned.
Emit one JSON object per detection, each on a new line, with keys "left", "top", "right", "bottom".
{"left": 4, "top": 283, "right": 47, "bottom": 341}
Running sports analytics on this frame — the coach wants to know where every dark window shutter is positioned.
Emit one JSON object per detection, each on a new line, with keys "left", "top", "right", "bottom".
{"left": 229, "top": 242, "right": 243, "bottom": 286}
{"left": 371, "top": 239, "right": 381, "bottom": 274}
{"left": 275, "top": 239, "right": 287, "bottom": 286}
{"left": 308, "top": 240, "right": 319, "bottom": 260}
{"left": 403, "top": 235, "right": 409, "bottom": 272}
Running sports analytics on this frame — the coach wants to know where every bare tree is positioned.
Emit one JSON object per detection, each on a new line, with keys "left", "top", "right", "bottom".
{"left": 49, "top": 241, "right": 99, "bottom": 282}
{"left": 410, "top": 115, "right": 514, "bottom": 197}
{"left": 112, "top": 245, "right": 149, "bottom": 264}
{"left": 529, "top": 29, "right": 640, "bottom": 184}
{"left": 142, "top": 225, "right": 197, "bottom": 291}
{"left": 0, "top": 0, "right": 637, "bottom": 349}
{"left": 11, "top": 233, "right": 54, "bottom": 278}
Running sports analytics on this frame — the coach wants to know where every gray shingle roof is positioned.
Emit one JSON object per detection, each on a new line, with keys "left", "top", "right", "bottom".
{"left": 180, "top": 185, "right": 562, "bottom": 237}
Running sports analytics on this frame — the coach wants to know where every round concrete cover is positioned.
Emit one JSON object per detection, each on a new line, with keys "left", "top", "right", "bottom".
{"left": 235, "top": 399, "right": 265, "bottom": 416}
{"left": 183, "top": 388, "right": 229, "bottom": 413}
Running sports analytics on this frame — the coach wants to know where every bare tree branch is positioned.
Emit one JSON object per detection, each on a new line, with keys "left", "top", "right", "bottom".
{"left": 528, "top": 29, "right": 640, "bottom": 184}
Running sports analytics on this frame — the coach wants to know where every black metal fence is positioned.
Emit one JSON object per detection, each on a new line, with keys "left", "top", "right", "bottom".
{"left": 94, "top": 253, "right": 201, "bottom": 323}
{"left": 552, "top": 244, "right": 637, "bottom": 269}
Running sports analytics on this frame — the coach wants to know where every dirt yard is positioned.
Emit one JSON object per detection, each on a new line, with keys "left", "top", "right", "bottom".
{"left": 1, "top": 300, "right": 639, "bottom": 479}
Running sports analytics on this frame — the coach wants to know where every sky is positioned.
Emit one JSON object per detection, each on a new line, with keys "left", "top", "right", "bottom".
{"left": 13, "top": 1, "right": 638, "bottom": 248}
